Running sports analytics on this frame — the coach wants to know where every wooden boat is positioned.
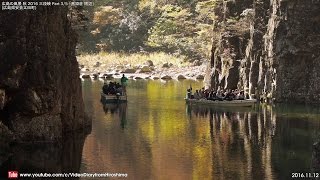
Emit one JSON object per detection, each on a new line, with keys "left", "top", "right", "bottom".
{"left": 185, "top": 98, "right": 257, "bottom": 107}
{"left": 101, "top": 92, "right": 127, "bottom": 103}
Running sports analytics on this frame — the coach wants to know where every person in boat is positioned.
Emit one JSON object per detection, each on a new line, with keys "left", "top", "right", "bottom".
{"left": 115, "top": 82, "right": 121, "bottom": 89}
{"left": 102, "top": 82, "right": 109, "bottom": 94}
{"left": 224, "top": 90, "right": 234, "bottom": 101}
{"left": 207, "top": 90, "right": 217, "bottom": 101}
{"left": 204, "top": 89, "right": 210, "bottom": 99}
{"left": 194, "top": 90, "right": 200, "bottom": 100}
{"left": 186, "top": 88, "right": 192, "bottom": 99}
{"left": 216, "top": 90, "right": 224, "bottom": 101}
{"left": 199, "top": 88, "right": 205, "bottom": 99}
{"left": 117, "top": 86, "right": 123, "bottom": 95}
{"left": 121, "top": 74, "right": 128, "bottom": 95}
{"left": 234, "top": 89, "right": 239, "bottom": 96}
{"left": 237, "top": 91, "right": 245, "bottom": 100}
{"left": 231, "top": 90, "right": 236, "bottom": 99}
{"left": 107, "top": 82, "right": 117, "bottom": 95}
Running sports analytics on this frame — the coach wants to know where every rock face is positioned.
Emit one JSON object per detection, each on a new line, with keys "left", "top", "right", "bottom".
{"left": 0, "top": 6, "right": 90, "bottom": 142}
{"left": 208, "top": 0, "right": 320, "bottom": 103}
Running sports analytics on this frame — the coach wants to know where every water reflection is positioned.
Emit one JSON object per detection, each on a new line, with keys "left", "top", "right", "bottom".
{"left": 102, "top": 103, "right": 127, "bottom": 129}
{"left": 0, "top": 130, "right": 90, "bottom": 178}
{"left": 187, "top": 104, "right": 320, "bottom": 179}
{"left": 187, "top": 105, "right": 275, "bottom": 179}
{"left": 81, "top": 80, "right": 320, "bottom": 180}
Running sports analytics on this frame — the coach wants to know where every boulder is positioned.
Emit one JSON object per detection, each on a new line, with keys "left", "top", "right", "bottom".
{"left": 153, "top": 76, "right": 160, "bottom": 80}
{"left": 93, "top": 61, "right": 101, "bottom": 67}
{"left": 139, "top": 65, "right": 152, "bottom": 73}
{"left": 196, "top": 75, "right": 205, "bottom": 80}
{"left": 80, "top": 68, "right": 89, "bottom": 72}
{"left": 92, "top": 73, "right": 99, "bottom": 79}
{"left": 193, "top": 60, "right": 202, "bottom": 66}
{"left": 144, "top": 60, "right": 154, "bottom": 67}
{"left": 98, "top": 74, "right": 105, "bottom": 78}
{"left": 161, "top": 75, "right": 172, "bottom": 80}
{"left": 115, "top": 65, "right": 123, "bottom": 70}
{"left": 177, "top": 75, "right": 186, "bottom": 80}
{"left": 134, "top": 77, "right": 143, "bottom": 80}
{"left": 162, "top": 63, "right": 170, "bottom": 68}
{"left": 121, "top": 68, "right": 137, "bottom": 73}
{"left": 81, "top": 74, "right": 91, "bottom": 79}
{"left": 103, "top": 74, "right": 113, "bottom": 79}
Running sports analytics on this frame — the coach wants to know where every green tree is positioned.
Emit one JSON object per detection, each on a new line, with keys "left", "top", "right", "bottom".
{"left": 77, "top": 0, "right": 218, "bottom": 62}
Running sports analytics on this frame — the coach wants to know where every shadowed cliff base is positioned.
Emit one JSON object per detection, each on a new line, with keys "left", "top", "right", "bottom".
{"left": 0, "top": 4, "right": 91, "bottom": 142}
{"left": 0, "top": 129, "right": 91, "bottom": 179}
{"left": 207, "top": 0, "right": 320, "bottom": 103}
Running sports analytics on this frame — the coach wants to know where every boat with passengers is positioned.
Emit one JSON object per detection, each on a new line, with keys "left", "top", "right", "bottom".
{"left": 185, "top": 87, "right": 257, "bottom": 107}
{"left": 101, "top": 75, "right": 128, "bottom": 103}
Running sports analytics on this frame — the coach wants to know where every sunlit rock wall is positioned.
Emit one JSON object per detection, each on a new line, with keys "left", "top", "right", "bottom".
{"left": 208, "top": 0, "right": 320, "bottom": 103}
{"left": 0, "top": 6, "right": 90, "bottom": 142}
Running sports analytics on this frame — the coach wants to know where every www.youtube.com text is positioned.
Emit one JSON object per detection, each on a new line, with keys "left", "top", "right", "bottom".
{"left": 8, "top": 171, "right": 128, "bottom": 178}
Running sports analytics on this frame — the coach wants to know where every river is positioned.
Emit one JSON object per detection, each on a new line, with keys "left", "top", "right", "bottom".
{"left": 79, "top": 79, "right": 320, "bottom": 180}
{"left": 1, "top": 79, "right": 319, "bottom": 179}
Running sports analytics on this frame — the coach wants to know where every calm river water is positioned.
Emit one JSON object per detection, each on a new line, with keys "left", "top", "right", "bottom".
{"left": 80, "top": 79, "right": 320, "bottom": 180}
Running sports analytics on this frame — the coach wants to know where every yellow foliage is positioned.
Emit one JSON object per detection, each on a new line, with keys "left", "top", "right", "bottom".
{"left": 93, "top": 6, "right": 121, "bottom": 25}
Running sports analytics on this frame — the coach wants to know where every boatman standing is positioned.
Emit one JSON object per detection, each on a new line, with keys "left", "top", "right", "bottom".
{"left": 121, "top": 74, "right": 128, "bottom": 95}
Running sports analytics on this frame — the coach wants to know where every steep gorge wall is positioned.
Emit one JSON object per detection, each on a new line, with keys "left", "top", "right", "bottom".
{"left": 0, "top": 6, "right": 90, "bottom": 142}
{"left": 208, "top": 0, "right": 320, "bottom": 103}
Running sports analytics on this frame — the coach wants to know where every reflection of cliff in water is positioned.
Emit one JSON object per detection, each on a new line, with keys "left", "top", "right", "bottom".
{"left": 102, "top": 103, "right": 127, "bottom": 129}
{"left": 187, "top": 104, "right": 320, "bottom": 179}
{"left": 0, "top": 129, "right": 90, "bottom": 178}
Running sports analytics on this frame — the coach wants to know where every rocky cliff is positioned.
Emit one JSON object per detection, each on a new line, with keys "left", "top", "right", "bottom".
{"left": 0, "top": 6, "right": 91, "bottom": 142}
{"left": 208, "top": 0, "right": 320, "bottom": 103}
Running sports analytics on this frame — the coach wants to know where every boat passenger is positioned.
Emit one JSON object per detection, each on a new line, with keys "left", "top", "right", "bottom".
{"left": 207, "top": 90, "right": 213, "bottom": 100}
{"left": 225, "top": 90, "right": 234, "bottom": 101}
{"left": 186, "top": 88, "right": 192, "bottom": 99}
{"left": 199, "top": 88, "right": 206, "bottom": 99}
{"left": 216, "top": 90, "right": 224, "bottom": 101}
{"left": 102, "top": 82, "right": 109, "bottom": 94}
{"left": 117, "top": 87, "right": 123, "bottom": 95}
{"left": 115, "top": 82, "right": 121, "bottom": 89}
{"left": 237, "top": 91, "right": 245, "bottom": 100}
{"left": 204, "top": 89, "right": 210, "bottom": 98}
{"left": 208, "top": 90, "right": 217, "bottom": 101}
{"left": 234, "top": 89, "right": 240, "bottom": 96}
{"left": 107, "top": 82, "right": 116, "bottom": 95}
{"left": 231, "top": 90, "right": 236, "bottom": 99}
{"left": 194, "top": 90, "right": 200, "bottom": 100}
